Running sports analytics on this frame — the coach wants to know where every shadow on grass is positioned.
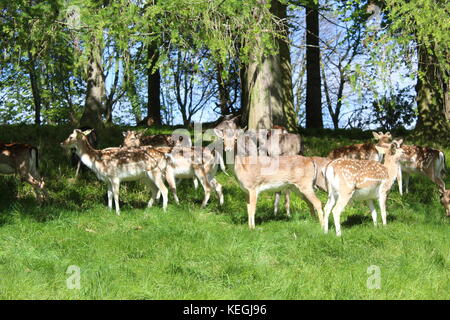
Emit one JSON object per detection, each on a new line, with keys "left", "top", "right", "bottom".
{"left": 341, "top": 213, "right": 397, "bottom": 228}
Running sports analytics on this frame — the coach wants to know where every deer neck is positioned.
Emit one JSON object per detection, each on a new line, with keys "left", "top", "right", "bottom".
{"left": 383, "top": 154, "right": 401, "bottom": 188}
{"left": 75, "top": 137, "right": 99, "bottom": 170}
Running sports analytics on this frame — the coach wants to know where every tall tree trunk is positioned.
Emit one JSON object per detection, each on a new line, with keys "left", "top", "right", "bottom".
{"left": 217, "top": 62, "right": 231, "bottom": 115}
{"left": 80, "top": 39, "right": 106, "bottom": 129}
{"left": 145, "top": 41, "right": 161, "bottom": 126}
{"left": 28, "top": 51, "right": 41, "bottom": 125}
{"left": 244, "top": 0, "right": 297, "bottom": 130}
{"left": 305, "top": 2, "right": 323, "bottom": 129}
{"left": 415, "top": 44, "right": 450, "bottom": 140}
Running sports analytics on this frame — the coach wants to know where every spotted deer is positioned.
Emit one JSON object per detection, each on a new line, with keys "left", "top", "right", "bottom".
{"left": 122, "top": 131, "right": 192, "bottom": 148}
{"left": 152, "top": 146, "right": 226, "bottom": 208}
{"left": 439, "top": 188, "right": 450, "bottom": 217}
{"left": 327, "top": 132, "right": 393, "bottom": 162}
{"left": 122, "top": 130, "right": 198, "bottom": 190}
{"left": 0, "top": 143, "right": 48, "bottom": 203}
{"left": 71, "top": 126, "right": 98, "bottom": 178}
{"left": 399, "top": 145, "right": 446, "bottom": 194}
{"left": 214, "top": 128, "right": 324, "bottom": 229}
{"left": 324, "top": 139, "right": 404, "bottom": 236}
{"left": 61, "top": 129, "right": 169, "bottom": 214}
{"left": 122, "top": 131, "right": 224, "bottom": 206}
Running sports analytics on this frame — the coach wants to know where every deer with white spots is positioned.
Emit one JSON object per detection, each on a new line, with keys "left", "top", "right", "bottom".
{"left": 327, "top": 132, "right": 393, "bottom": 162}
{"left": 61, "top": 129, "right": 170, "bottom": 214}
{"left": 324, "top": 139, "right": 404, "bottom": 236}
{"left": 0, "top": 143, "right": 48, "bottom": 203}
{"left": 122, "top": 131, "right": 225, "bottom": 207}
{"left": 398, "top": 145, "right": 446, "bottom": 194}
{"left": 214, "top": 128, "right": 324, "bottom": 229}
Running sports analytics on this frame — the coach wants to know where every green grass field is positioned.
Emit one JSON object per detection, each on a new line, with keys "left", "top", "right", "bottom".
{"left": 0, "top": 125, "right": 448, "bottom": 299}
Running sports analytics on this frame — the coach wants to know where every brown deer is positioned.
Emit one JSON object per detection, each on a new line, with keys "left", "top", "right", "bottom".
{"left": 399, "top": 145, "right": 446, "bottom": 194}
{"left": 122, "top": 131, "right": 191, "bottom": 148}
{"left": 61, "top": 129, "right": 170, "bottom": 214}
{"left": 324, "top": 139, "right": 404, "bottom": 236}
{"left": 327, "top": 132, "right": 392, "bottom": 162}
{"left": 214, "top": 128, "right": 324, "bottom": 229}
{"left": 123, "top": 131, "right": 225, "bottom": 207}
{"left": 152, "top": 146, "right": 225, "bottom": 208}
{"left": 0, "top": 143, "right": 48, "bottom": 203}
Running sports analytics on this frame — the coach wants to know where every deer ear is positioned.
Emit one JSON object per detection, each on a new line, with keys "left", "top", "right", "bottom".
{"left": 82, "top": 129, "right": 93, "bottom": 136}
{"left": 372, "top": 132, "right": 380, "bottom": 140}
{"left": 136, "top": 132, "right": 144, "bottom": 139}
{"left": 375, "top": 146, "right": 386, "bottom": 154}
{"left": 395, "top": 138, "right": 403, "bottom": 147}
{"left": 122, "top": 131, "right": 128, "bottom": 137}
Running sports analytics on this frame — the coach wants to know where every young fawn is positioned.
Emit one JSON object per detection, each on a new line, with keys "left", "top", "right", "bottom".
{"left": 324, "top": 139, "right": 404, "bottom": 236}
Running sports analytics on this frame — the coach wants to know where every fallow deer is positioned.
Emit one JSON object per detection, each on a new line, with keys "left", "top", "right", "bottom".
{"left": 71, "top": 126, "right": 98, "bottom": 178}
{"left": 214, "top": 128, "right": 324, "bottom": 229}
{"left": 122, "top": 131, "right": 192, "bottom": 148}
{"left": 0, "top": 143, "right": 48, "bottom": 203}
{"left": 61, "top": 129, "right": 170, "bottom": 214}
{"left": 122, "top": 130, "right": 198, "bottom": 189}
{"left": 399, "top": 145, "right": 446, "bottom": 194}
{"left": 327, "top": 131, "right": 393, "bottom": 162}
{"left": 152, "top": 146, "right": 226, "bottom": 208}
{"left": 324, "top": 139, "right": 404, "bottom": 236}
{"left": 122, "top": 131, "right": 225, "bottom": 206}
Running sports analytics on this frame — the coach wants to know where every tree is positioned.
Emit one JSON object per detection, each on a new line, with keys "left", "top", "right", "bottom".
{"left": 244, "top": 0, "right": 297, "bottom": 130}
{"left": 305, "top": 0, "right": 323, "bottom": 129}
{"left": 376, "top": 0, "right": 450, "bottom": 139}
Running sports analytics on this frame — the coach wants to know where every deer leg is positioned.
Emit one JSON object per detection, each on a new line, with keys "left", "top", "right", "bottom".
{"left": 164, "top": 169, "right": 179, "bottom": 205}
{"left": 151, "top": 171, "right": 168, "bottom": 211}
{"left": 297, "top": 186, "right": 324, "bottom": 228}
{"left": 285, "top": 192, "right": 291, "bottom": 217}
{"left": 330, "top": 192, "right": 352, "bottom": 236}
{"left": 107, "top": 183, "right": 113, "bottom": 210}
{"left": 300, "top": 193, "right": 315, "bottom": 217}
{"left": 397, "top": 167, "right": 403, "bottom": 196}
{"left": 193, "top": 177, "right": 199, "bottom": 190}
{"left": 111, "top": 179, "right": 121, "bottom": 215}
{"left": 195, "top": 168, "right": 211, "bottom": 208}
{"left": 209, "top": 178, "right": 224, "bottom": 206}
{"left": 404, "top": 173, "right": 410, "bottom": 194}
{"left": 366, "top": 199, "right": 378, "bottom": 227}
{"left": 273, "top": 193, "right": 280, "bottom": 216}
{"left": 324, "top": 191, "right": 337, "bottom": 234}
{"left": 247, "top": 189, "right": 258, "bottom": 229}
{"left": 75, "top": 160, "right": 81, "bottom": 179}
{"left": 378, "top": 193, "right": 388, "bottom": 226}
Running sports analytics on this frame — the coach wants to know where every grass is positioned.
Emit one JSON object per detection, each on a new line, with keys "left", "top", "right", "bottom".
{"left": 0, "top": 125, "right": 448, "bottom": 299}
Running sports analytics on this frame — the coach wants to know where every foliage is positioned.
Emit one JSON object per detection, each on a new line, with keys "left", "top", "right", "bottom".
{"left": 366, "top": 87, "right": 416, "bottom": 131}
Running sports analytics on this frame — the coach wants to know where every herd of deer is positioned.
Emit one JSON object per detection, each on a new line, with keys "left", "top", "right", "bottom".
{"left": 0, "top": 117, "right": 448, "bottom": 236}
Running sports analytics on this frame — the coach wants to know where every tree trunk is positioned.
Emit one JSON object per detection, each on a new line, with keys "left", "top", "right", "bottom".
{"left": 28, "top": 51, "right": 41, "bottom": 125}
{"left": 217, "top": 62, "right": 231, "bottom": 115}
{"left": 244, "top": 0, "right": 297, "bottom": 130}
{"left": 415, "top": 44, "right": 450, "bottom": 140}
{"left": 80, "top": 39, "right": 106, "bottom": 129}
{"left": 145, "top": 41, "right": 162, "bottom": 126}
{"left": 305, "top": 3, "right": 323, "bottom": 129}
